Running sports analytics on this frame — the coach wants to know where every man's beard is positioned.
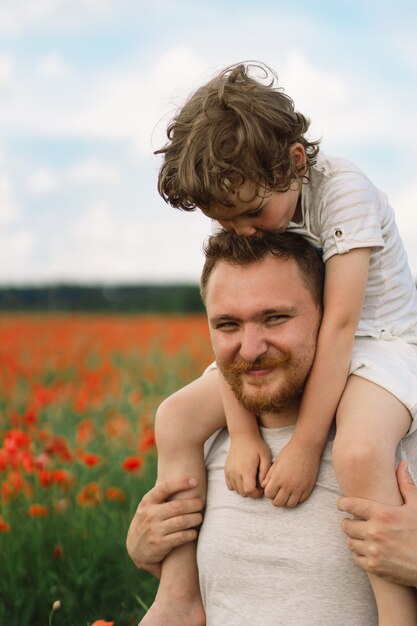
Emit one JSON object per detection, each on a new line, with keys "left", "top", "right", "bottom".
{"left": 218, "top": 352, "right": 310, "bottom": 414}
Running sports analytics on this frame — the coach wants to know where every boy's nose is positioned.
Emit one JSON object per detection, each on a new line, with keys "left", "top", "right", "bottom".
{"left": 233, "top": 224, "right": 257, "bottom": 237}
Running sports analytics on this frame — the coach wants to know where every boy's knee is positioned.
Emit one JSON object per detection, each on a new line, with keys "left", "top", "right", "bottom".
{"left": 155, "top": 393, "right": 184, "bottom": 443}
{"left": 155, "top": 389, "right": 202, "bottom": 451}
{"left": 333, "top": 438, "right": 382, "bottom": 478}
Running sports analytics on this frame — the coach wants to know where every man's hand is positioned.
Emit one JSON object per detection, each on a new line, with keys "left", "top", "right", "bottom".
{"left": 225, "top": 434, "right": 271, "bottom": 498}
{"left": 262, "top": 439, "right": 320, "bottom": 507}
{"left": 338, "top": 461, "right": 417, "bottom": 587}
{"left": 126, "top": 477, "right": 204, "bottom": 578}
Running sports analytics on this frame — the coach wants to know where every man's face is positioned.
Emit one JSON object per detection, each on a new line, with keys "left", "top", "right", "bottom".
{"left": 205, "top": 254, "right": 321, "bottom": 418}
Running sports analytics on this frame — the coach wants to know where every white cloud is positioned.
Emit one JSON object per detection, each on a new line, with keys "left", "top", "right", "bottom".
{"left": 27, "top": 159, "right": 121, "bottom": 195}
{"left": 0, "top": 175, "right": 19, "bottom": 224}
{"left": 1, "top": 1, "right": 416, "bottom": 285}
{"left": 391, "top": 182, "right": 417, "bottom": 279}
{"left": 0, "top": 230, "right": 34, "bottom": 282}
{"left": 72, "top": 204, "right": 143, "bottom": 247}
{"left": 0, "top": 43, "right": 208, "bottom": 155}
{"left": 0, "top": 0, "right": 174, "bottom": 35}
{"left": 35, "top": 53, "right": 73, "bottom": 79}
{"left": 67, "top": 158, "right": 121, "bottom": 185}
{"left": 0, "top": 55, "right": 14, "bottom": 84}
{"left": 276, "top": 51, "right": 414, "bottom": 149}
{"left": 44, "top": 204, "right": 146, "bottom": 281}
{"left": 41, "top": 202, "right": 211, "bottom": 283}
{"left": 28, "top": 167, "right": 59, "bottom": 194}
{"left": 0, "top": 0, "right": 118, "bottom": 34}
{"left": 143, "top": 46, "right": 208, "bottom": 154}
{"left": 0, "top": 175, "right": 34, "bottom": 282}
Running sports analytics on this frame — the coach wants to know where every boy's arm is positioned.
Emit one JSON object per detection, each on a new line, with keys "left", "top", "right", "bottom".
{"left": 218, "top": 371, "right": 271, "bottom": 498}
{"left": 263, "top": 247, "right": 371, "bottom": 506}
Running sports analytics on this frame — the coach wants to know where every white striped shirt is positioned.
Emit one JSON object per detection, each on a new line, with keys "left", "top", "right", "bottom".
{"left": 288, "top": 152, "right": 417, "bottom": 338}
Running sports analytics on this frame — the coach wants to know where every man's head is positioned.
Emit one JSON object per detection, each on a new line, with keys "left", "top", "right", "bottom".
{"left": 201, "top": 231, "right": 324, "bottom": 420}
{"left": 156, "top": 62, "right": 320, "bottom": 213}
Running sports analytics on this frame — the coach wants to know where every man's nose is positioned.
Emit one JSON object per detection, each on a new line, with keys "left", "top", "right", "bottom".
{"left": 239, "top": 327, "right": 268, "bottom": 362}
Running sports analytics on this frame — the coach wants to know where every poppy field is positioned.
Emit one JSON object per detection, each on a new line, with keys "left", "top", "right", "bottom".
{"left": 0, "top": 313, "right": 212, "bottom": 626}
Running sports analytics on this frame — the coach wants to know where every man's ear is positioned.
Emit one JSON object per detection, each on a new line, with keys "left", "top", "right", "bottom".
{"left": 290, "top": 143, "right": 307, "bottom": 175}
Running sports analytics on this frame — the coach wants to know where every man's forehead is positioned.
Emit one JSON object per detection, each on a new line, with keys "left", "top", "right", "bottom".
{"left": 205, "top": 254, "right": 312, "bottom": 308}
{"left": 209, "top": 254, "right": 298, "bottom": 283}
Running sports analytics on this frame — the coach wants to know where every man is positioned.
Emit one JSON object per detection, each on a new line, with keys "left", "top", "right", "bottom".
{"left": 127, "top": 231, "right": 417, "bottom": 625}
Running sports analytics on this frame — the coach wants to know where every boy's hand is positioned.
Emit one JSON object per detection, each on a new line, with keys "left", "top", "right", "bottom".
{"left": 225, "top": 434, "right": 271, "bottom": 499}
{"left": 262, "top": 439, "right": 320, "bottom": 507}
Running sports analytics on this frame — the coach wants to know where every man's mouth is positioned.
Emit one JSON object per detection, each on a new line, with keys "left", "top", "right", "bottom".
{"left": 244, "top": 367, "right": 274, "bottom": 378}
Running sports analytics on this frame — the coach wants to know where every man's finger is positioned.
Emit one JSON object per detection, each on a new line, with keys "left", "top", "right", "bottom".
{"left": 147, "top": 477, "right": 198, "bottom": 504}
{"left": 341, "top": 517, "right": 367, "bottom": 540}
{"left": 345, "top": 536, "right": 367, "bottom": 557}
{"left": 397, "top": 461, "right": 417, "bottom": 504}
{"left": 163, "top": 497, "right": 204, "bottom": 521}
{"left": 162, "top": 528, "right": 199, "bottom": 550}
{"left": 337, "top": 496, "right": 378, "bottom": 520}
{"left": 164, "top": 512, "right": 203, "bottom": 535}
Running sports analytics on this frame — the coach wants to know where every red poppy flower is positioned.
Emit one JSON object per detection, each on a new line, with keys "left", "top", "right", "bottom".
{"left": 106, "top": 486, "right": 127, "bottom": 502}
{"left": 80, "top": 452, "right": 102, "bottom": 467}
{"left": 38, "top": 469, "right": 53, "bottom": 487}
{"left": 121, "top": 456, "right": 142, "bottom": 472}
{"left": 53, "top": 543, "right": 64, "bottom": 559}
{"left": 139, "top": 429, "right": 155, "bottom": 452}
{"left": 0, "top": 514, "right": 10, "bottom": 532}
{"left": 77, "top": 482, "right": 101, "bottom": 507}
{"left": 76, "top": 419, "right": 95, "bottom": 445}
{"left": 28, "top": 503, "right": 49, "bottom": 518}
{"left": 51, "top": 469, "right": 73, "bottom": 486}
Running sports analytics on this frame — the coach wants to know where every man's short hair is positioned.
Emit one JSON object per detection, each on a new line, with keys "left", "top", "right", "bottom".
{"left": 200, "top": 231, "right": 324, "bottom": 308}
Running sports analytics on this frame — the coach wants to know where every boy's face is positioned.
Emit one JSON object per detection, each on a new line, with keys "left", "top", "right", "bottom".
{"left": 203, "top": 184, "right": 301, "bottom": 236}
{"left": 202, "top": 143, "right": 306, "bottom": 237}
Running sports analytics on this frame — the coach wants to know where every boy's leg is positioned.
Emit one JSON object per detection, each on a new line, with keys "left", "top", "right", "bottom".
{"left": 333, "top": 375, "right": 417, "bottom": 626}
{"left": 141, "top": 369, "right": 225, "bottom": 626}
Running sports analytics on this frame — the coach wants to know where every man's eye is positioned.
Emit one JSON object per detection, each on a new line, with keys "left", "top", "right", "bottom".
{"left": 267, "top": 315, "right": 289, "bottom": 323}
{"left": 216, "top": 322, "right": 237, "bottom": 330}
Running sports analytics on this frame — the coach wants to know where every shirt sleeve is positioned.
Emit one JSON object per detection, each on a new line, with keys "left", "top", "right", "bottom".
{"left": 318, "top": 171, "right": 385, "bottom": 262}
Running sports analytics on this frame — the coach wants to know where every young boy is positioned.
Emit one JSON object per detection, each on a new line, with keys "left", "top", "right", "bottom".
{"left": 141, "top": 62, "right": 417, "bottom": 625}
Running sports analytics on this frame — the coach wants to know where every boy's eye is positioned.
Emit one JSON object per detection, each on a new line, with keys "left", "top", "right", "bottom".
{"left": 246, "top": 207, "right": 263, "bottom": 217}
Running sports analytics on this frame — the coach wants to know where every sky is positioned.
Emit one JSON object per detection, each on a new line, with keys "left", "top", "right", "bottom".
{"left": 1, "top": 0, "right": 417, "bottom": 285}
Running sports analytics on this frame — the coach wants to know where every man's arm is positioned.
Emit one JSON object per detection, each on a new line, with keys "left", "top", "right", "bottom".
{"left": 126, "top": 477, "right": 204, "bottom": 578}
{"left": 338, "top": 461, "right": 417, "bottom": 587}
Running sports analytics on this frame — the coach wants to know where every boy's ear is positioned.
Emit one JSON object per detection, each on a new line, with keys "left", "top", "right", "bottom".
{"left": 289, "top": 143, "right": 307, "bottom": 174}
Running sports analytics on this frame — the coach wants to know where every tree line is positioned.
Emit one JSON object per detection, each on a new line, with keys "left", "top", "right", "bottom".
{"left": 0, "top": 284, "right": 205, "bottom": 313}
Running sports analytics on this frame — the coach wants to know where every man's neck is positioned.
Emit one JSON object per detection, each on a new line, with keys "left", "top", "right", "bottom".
{"left": 257, "top": 402, "right": 300, "bottom": 429}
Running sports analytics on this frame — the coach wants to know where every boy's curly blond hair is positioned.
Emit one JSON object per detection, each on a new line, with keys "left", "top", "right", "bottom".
{"left": 156, "top": 62, "right": 320, "bottom": 211}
